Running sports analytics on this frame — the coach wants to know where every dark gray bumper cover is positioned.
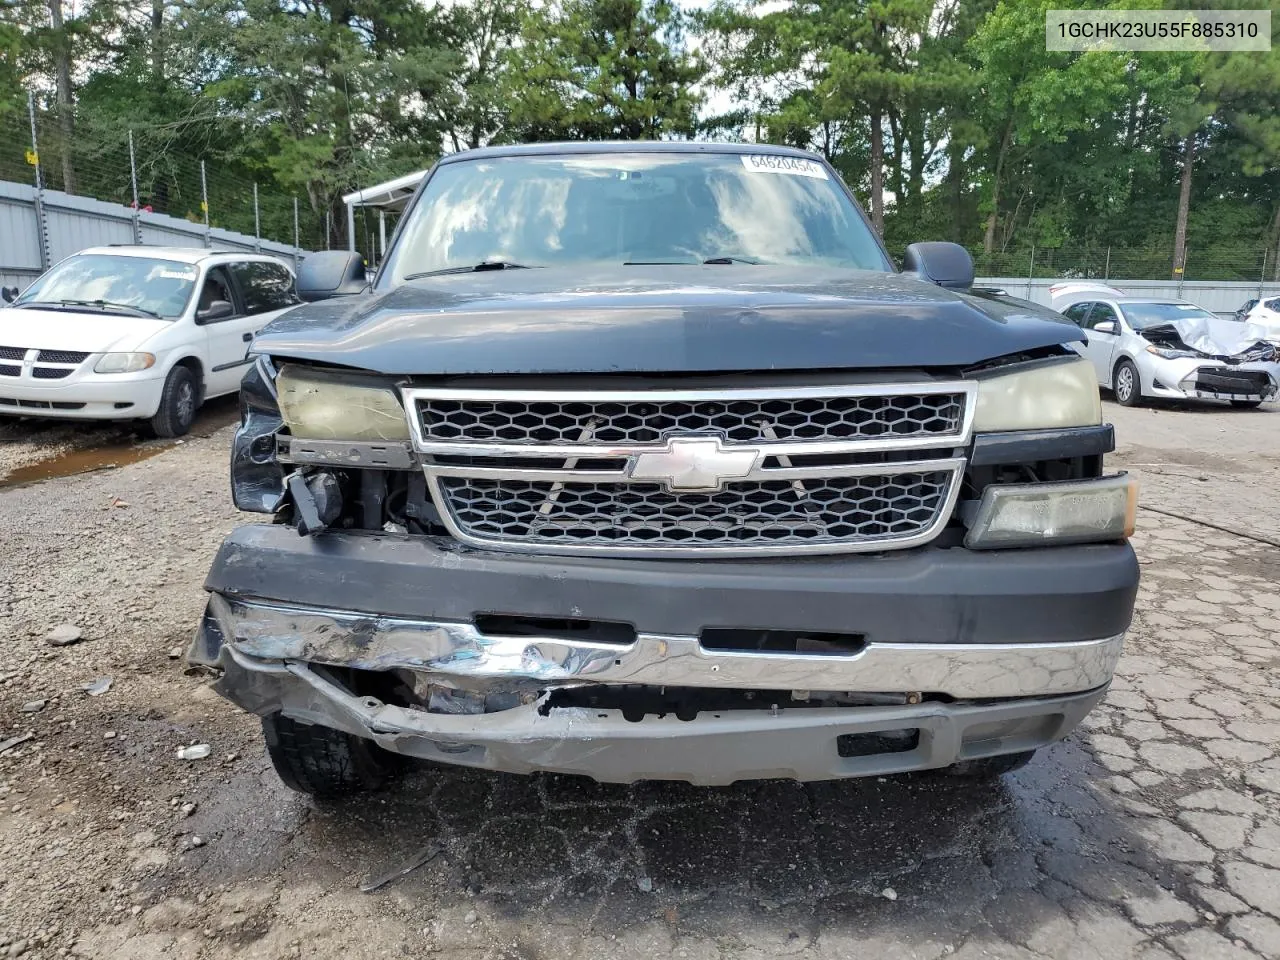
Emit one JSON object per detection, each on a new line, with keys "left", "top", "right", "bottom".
{"left": 204, "top": 524, "right": 1139, "bottom": 645}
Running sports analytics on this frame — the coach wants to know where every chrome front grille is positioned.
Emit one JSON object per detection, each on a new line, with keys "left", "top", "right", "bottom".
{"left": 440, "top": 472, "right": 953, "bottom": 549}
{"left": 417, "top": 393, "right": 966, "bottom": 445}
{"left": 404, "top": 382, "right": 975, "bottom": 557}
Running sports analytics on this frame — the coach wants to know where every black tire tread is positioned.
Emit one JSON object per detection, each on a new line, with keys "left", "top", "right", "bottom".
{"left": 148, "top": 364, "right": 199, "bottom": 438}
{"left": 1113, "top": 359, "right": 1142, "bottom": 407}
{"left": 262, "top": 713, "right": 396, "bottom": 798}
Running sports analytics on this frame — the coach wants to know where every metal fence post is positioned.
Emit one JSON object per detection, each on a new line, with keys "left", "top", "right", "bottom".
{"left": 26, "top": 91, "right": 50, "bottom": 272}
{"left": 1103, "top": 246, "right": 1111, "bottom": 281}
{"left": 1261, "top": 249, "right": 1269, "bottom": 299}
{"left": 324, "top": 210, "right": 331, "bottom": 251}
{"left": 200, "top": 160, "right": 211, "bottom": 248}
{"left": 253, "top": 182, "right": 261, "bottom": 252}
{"left": 293, "top": 197, "right": 300, "bottom": 269}
{"left": 1025, "top": 246, "right": 1036, "bottom": 299}
{"left": 127, "top": 130, "right": 142, "bottom": 244}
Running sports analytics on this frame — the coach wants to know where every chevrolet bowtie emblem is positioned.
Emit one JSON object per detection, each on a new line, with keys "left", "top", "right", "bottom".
{"left": 628, "top": 437, "right": 761, "bottom": 491}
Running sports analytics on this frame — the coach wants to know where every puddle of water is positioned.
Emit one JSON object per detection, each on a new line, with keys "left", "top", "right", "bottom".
{"left": 0, "top": 398, "right": 238, "bottom": 490}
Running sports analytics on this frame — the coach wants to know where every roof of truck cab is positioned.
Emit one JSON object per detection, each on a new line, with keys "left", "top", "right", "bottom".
{"left": 76, "top": 246, "right": 288, "bottom": 265}
{"left": 436, "top": 141, "right": 824, "bottom": 163}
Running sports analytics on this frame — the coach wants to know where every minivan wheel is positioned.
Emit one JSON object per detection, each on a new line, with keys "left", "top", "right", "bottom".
{"left": 941, "top": 750, "right": 1036, "bottom": 779}
{"left": 1112, "top": 359, "right": 1142, "bottom": 407}
{"left": 148, "top": 365, "right": 200, "bottom": 437}
{"left": 262, "top": 712, "right": 403, "bottom": 798}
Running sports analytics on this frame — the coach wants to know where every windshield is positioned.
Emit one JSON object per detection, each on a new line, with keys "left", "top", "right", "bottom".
{"left": 381, "top": 152, "right": 890, "bottom": 284}
{"left": 14, "top": 254, "right": 198, "bottom": 319}
{"left": 1120, "top": 301, "right": 1217, "bottom": 331}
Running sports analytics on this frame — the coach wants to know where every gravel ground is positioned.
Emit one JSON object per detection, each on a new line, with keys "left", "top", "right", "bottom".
{"left": 0, "top": 399, "right": 1278, "bottom": 960}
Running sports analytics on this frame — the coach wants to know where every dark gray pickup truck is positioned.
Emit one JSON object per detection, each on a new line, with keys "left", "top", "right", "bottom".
{"left": 190, "top": 142, "right": 1139, "bottom": 797}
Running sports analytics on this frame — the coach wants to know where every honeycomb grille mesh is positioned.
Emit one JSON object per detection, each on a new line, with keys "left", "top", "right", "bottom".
{"left": 438, "top": 473, "right": 953, "bottom": 548}
{"left": 36, "top": 350, "right": 89, "bottom": 364}
{"left": 418, "top": 394, "right": 965, "bottom": 445}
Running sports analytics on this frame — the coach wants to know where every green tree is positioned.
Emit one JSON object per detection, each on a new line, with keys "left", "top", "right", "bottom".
{"left": 505, "top": 0, "right": 704, "bottom": 141}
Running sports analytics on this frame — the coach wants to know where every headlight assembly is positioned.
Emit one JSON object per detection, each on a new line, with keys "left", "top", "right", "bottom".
{"left": 276, "top": 364, "right": 411, "bottom": 442}
{"left": 1145, "top": 345, "right": 1200, "bottom": 360}
{"left": 965, "top": 475, "right": 1137, "bottom": 549}
{"left": 94, "top": 352, "right": 155, "bottom": 374}
{"left": 971, "top": 356, "right": 1101, "bottom": 432}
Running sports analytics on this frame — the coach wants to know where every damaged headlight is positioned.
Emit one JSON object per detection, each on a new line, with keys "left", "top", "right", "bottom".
{"left": 971, "top": 356, "right": 1101, "bottom": 432}
{"left": 966, "top": 475, "right": 1138, "bottom": 549}
{"left": 276, "top": 363, "right": 411, "bottom": 441}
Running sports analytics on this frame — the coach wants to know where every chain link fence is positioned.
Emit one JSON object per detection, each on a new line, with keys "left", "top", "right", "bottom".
{"left": 0, "top": 96, "right": 347, "bottom": 262}
{"left": 971, "top": 244, "right": 1278, "bottom": 288}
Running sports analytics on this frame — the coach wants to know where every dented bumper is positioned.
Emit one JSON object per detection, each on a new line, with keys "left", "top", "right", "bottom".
{"left": 192, "top": 524, "right": 1134, "bottom": 783}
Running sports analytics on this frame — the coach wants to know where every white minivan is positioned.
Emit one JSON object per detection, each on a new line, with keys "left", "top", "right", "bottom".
{"left": 0, "top": 246, "right": 299, "bottom": 436}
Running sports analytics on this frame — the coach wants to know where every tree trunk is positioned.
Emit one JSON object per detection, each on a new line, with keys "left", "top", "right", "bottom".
{"left": 1172, "top": 131, "right": 1195, "bottom": 280}
{"left": 983, "top": 121, "right": 1012, "bottom": 255}
{"left": 151, "top": 0, "right": 164, "bottom": 83}
{"left": 869, "top": 108, "right": 884, "bottom": 236}
{"left": 947, "top": 137, "right": 964, "bottom": 239}
{"left": 48, "top": 0, "right": 75, "bottom": 195}
{"left": 1270, "top": 202, "right": 1280, "bottom": 282}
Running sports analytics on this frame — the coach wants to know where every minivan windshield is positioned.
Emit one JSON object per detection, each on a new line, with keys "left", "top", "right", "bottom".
{"left": 381, "top": 152, "right": 890, "bottom": 284}
{"left": 13, "top": 254, "right": 198, "bottom": 319}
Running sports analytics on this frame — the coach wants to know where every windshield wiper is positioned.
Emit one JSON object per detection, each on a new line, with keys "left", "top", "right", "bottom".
{"left": 404, "top": 261, "right": 536, "bottom": 280}
{"left": 16, "top": 298, "right": 164, "bottom": 320}
{"left": 623, "top": 257, "right": 766, "bottom": 266}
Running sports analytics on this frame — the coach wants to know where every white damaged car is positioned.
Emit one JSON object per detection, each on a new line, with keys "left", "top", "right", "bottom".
{"left": 0, "top": 246, "right": 298, "bottom": 436}
{"left": 1051, "top": 286, "right": 1279, "bottom": 409}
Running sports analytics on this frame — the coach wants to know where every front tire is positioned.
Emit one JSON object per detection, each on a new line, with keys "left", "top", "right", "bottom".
{"left": 1112, "top": 359, "right": 1142, "bottom": 407}
{"left": 148, "top": 365, "right": 200, "bottom": 438}
{"left": 1230, "top": 400, "right": 1262, "bottom": 410}
{"left": 262, "top": 713, "right": 402, "bottom": 799}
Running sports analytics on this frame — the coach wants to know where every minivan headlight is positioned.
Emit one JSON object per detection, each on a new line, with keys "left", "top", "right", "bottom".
{"left": 276, "top": 364, "right": 411, "bottom": 441}
{"left": 94, "top": 352, "right": 155, "bottom": 374}
{"left": 972, "top": 356, "right": 1101, "bottom": 431}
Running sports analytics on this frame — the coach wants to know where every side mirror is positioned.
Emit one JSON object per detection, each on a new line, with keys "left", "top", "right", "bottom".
{"left": 902, "top": 242, "right": 975, "bottom": 291}
{"left": 296, "top": 251, "right": 367, "bottom": 302}
{"left": 1, "top": 286, "right": 18, "bottom": 303}
{"left": 197, "top": 299, "right": 235, "bottom": 323}
{"left": 1092, "top": 321, "right": 1117, "bottom": 335}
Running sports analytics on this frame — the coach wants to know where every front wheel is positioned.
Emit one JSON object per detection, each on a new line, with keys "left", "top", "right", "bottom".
{"left": 262, "top": 713, "right": 404, "bottom": 799}
{"left": 148, "top": 365, "right": 200, "bottom": 437}
{"left": 1230, "top": 400, "right": 1262, "bottom": 410}
{"left": 1112, "top": 359, "right": 1142, "bottom": 407}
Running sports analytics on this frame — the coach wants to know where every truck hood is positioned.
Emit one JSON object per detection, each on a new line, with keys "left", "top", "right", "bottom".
{"left": 0, "top": 306, "right": 171, "bottom": 353}
{"left": 254, "top": 265, "right": 1083, "bottom": 375}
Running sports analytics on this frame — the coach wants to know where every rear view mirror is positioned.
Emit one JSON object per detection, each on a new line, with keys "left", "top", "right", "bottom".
{"left": 297, "top": 251, "right": 367, "bottom": 302}
{"left": 902, "top": 242, "right": 975, "bottom": 291}
{"left": 1, "top": 286, "right": 17, "bottom": 303}
{"left": 1093, "top": 321, "right": 1117, "bottom": 335}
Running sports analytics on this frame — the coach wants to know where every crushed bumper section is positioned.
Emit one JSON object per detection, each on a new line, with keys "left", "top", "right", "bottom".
{"left": 193, "top": 599, "right": 1124, "bottom": 785}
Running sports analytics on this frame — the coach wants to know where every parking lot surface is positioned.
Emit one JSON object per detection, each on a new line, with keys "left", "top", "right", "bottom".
{"left": 0, "top": 400, "right": 1278, "bottom": 960}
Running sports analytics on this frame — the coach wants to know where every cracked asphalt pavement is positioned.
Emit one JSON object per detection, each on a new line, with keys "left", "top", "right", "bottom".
{"left": 0, "top": 399, "right": 1278, "bottom": 960}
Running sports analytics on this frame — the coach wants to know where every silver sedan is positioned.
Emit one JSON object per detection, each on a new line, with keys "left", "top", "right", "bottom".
{"left": 1051, "top": 289, "right": 1280, "bottom": 409}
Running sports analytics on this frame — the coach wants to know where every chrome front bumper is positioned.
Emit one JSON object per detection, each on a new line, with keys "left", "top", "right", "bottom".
{"left": 194, "top": 596, "right": 1123, "bottom": 783}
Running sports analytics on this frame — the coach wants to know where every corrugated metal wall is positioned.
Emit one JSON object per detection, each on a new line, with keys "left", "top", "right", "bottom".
{"left": 0, "top": 179, "right": 305, "bottom": 291}
{"left": 978, "top": 277, "right": 1280, "bottom": 319}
